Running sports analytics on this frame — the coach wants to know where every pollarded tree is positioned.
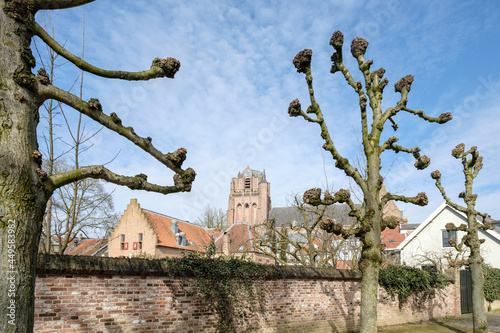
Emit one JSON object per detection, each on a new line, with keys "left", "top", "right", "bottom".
{"left": 0, "top": 1, "right": 195, "bottom": 331}
{"left": 288, "top": 31, "right": 452, "bottom": 332}
{"left": 431, "top": 144, "right": 493, "bottom": 333}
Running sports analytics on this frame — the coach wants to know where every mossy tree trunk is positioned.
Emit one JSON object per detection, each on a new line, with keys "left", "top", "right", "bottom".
{"left": 432, "top": 144, "right": 490, "bottom": 333}
{"left": 0, "top": 1, "right": 195, "bottom": 331}
{"left": 289, "top": 31, "right": 451, "bottom": 332}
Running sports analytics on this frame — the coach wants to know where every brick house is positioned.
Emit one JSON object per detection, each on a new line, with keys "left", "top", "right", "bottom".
{"left": 108, "top": 199, "right": 275, "bottom": 262}
{"left": 108, "top": 199, "right": 213, "bottom": 258}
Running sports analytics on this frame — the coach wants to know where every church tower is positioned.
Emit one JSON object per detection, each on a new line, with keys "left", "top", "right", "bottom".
{"left": 227, "top": 166, "right": 271, "bottom": 228}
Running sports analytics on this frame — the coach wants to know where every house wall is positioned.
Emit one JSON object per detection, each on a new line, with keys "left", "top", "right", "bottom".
{"left": 34, "top": 255, "right": 460, "bottom": 333}
{"left": 400, "top": 206, "right": 500, "bottom": 268}
{"left": 155, "top": 245, "right": 192, "bottom": 258}
{"left": 108, "top": 199, "right": 158, "bottom": 258}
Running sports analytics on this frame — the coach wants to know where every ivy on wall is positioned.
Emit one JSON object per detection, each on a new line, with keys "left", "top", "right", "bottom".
{"left": 165, "top": 254, "right": 266, "bottom": 333}
{"left": 379, "top": 265, "right": 449, "bottom": 305}
{"left": 483, "top": 266, "right": 500, "bottom": 304}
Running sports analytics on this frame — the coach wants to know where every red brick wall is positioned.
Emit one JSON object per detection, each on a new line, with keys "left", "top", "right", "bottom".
{"left": 34, "top": 256, "right": 460, "bottom": 332}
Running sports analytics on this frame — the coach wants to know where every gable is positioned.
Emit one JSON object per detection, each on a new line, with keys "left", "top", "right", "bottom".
{"left": 396, "top": 202, "right": 500, "bottom": 268}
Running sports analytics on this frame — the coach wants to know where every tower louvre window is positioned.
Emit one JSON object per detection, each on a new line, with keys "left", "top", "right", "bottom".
{"left": 245, "top": 178, "right": 251, "bottom": 189}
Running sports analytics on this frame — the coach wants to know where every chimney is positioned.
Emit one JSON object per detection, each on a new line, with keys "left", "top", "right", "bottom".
{"left": 179, "top": 232, "right": 186, "bottom": 247}
{"left": 170, "top": 219, "right": 178, "bottom": 235}
{"left": 222, "top": 232, "right": 231, "bottom": 256}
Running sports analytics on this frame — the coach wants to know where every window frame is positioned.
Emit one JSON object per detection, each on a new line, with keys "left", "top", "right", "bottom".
{"left": 120, "top": 234, "right": 126, "bottom": 250}
{"left": 442, "top": 229, "right": 457, "bottom": 248}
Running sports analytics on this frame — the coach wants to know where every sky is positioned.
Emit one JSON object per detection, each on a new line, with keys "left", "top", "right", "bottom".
{"left": 34, "top": 0, "right": 500, "bottom": 227}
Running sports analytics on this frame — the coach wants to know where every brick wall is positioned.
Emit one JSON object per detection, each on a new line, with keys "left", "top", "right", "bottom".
{"left": 34, "top": 255, "right": 460, "bottom": 332}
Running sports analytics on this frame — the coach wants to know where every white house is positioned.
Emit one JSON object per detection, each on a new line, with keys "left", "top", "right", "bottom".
{"left": 388, "top": 202, "right": 500, "bottom": 269}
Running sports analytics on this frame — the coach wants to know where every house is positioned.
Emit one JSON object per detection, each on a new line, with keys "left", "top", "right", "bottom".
{"left": 108, "top": 199, "right": 213, "bottom": 258}
{"left": 388, "top": 202, "right": 500, "bottom": 269}
{"left": 108, "top": 198, "right": 275, "bottom": 263}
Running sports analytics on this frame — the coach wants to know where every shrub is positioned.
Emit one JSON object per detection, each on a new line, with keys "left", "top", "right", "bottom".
{"left": 483, "top": 266, "right": 500, "bottom": 303}
{"left": 379, "top": 264, "right": 449, "bottom": 304}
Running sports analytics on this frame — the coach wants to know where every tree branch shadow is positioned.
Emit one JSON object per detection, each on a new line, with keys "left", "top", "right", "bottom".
{"left": 429, "top": 318, "right": 468, "bottom": 333}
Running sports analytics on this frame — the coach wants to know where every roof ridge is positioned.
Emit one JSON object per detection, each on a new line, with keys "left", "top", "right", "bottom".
{"left": 142, "top": 208, "right": 200, "bottom": 227}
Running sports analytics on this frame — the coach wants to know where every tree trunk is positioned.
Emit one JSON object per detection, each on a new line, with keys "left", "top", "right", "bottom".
{"left": 0, "top": 2, "right": 49, "bottom": 331}
{"left": 359, "top": 254, "right": 380, "bottom": 333}
{"left": 359, "top": 191, "right": 382, "bottom": 333}
{"left": 469, "top": 217, "right": 488, "bottom": 333}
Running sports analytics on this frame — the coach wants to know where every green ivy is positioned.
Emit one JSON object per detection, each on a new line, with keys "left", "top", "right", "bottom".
{"left": 483, "top": 266, "right": 500, "bottom": 303}
{"left": 165, "top": 254, "right": 266, "bottom": 333}
{"left": 379, "top": 265, "right": 449, "bottom": 304}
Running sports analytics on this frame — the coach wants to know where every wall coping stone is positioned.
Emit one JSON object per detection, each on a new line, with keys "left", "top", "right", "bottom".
{"left": 37, "top": 254, "right": 362, "bottom": 280}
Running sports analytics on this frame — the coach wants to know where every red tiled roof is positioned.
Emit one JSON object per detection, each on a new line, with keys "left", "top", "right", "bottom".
{"left": 335, "top": 260, "right": 354, "bottom": 270}
{"left": 143, "top": 211, "right": 212, "bottom": 252}
{"left": 214, "top": 223, "right": 256, "bottom": 253}
{"left": 64, "top": 238, "right": 107, "bottom": 256}
{"left": 381, "top": 225, "right": 405, "bottom": 249}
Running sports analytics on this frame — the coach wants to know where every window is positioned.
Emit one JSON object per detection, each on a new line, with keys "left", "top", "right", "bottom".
{"left": 442, "top": 230, "right": 457, "bottom": 247}
{"left": 244, "top": 178, "right": 250, "bottom": 189}
{"left": 121, "top": 234, "right": 126, "bottom": 250}
{"left": 138, "top": 233, "right": 143, "bottom": 250}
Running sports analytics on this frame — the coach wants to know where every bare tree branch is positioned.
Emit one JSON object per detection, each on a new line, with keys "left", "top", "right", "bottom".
{"left": 31, "top": 0, "right": 95, "bottom": 10}
{"left": 33, "top": 22, "right": 181, "bottom": 80}
{"left": 46, "top": 165, "right": 190, "bottom": 194}
{"left": 401, "top": 107, "right": 452, "bottom": 124}
{"left": 35, "top": 80, "right": 190, "bottom": 176}
{"left": 430, "top": 170, "right": 467, "bottom": 214}
{"left": 381, "top": 191, "right": 428, "bottom": 208}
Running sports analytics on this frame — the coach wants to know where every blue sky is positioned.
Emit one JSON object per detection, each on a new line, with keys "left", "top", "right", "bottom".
{"left": 35, "top": 0, "right": 500, "bottom": 225}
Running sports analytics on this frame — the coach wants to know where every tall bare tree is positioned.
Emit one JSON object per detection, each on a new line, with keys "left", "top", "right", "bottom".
{"left": 37, "top": 9, "right": 116, "bottom": 254}
{"left": 51, "top": 160, "right": 117, "bottom": 254}
{"left": 288, "top": 31, "right": 452, "bottom": 332}
{"left": 431, "top": 144, "right": 493, "bottom": 333}
{"left": 196, "top": 204, "right": 227, "bottom": 231}
{"left": 0, "top": 1, "right": 195, "bottom": 331}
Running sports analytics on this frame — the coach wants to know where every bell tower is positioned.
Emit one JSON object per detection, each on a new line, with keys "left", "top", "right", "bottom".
{"left": 227, "top": 166, "right": 271, "bottom": 228}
